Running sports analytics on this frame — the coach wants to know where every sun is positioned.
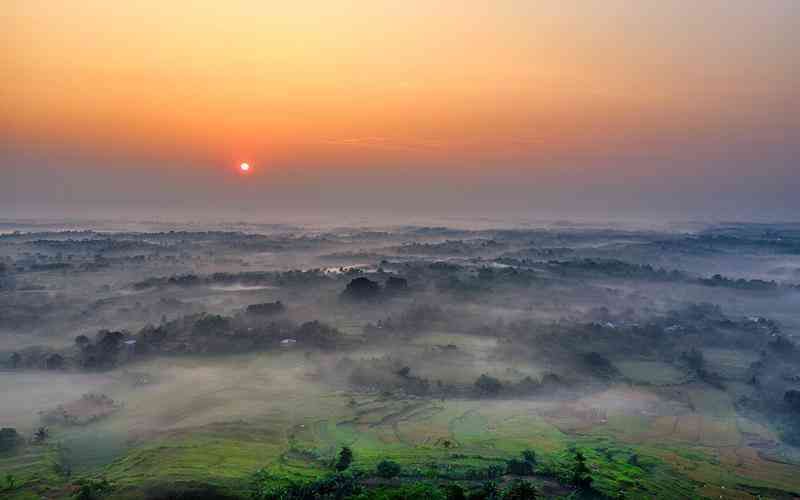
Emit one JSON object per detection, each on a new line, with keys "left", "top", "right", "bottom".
{"left": 239, "top": 162, "right": 251, "bottom": 173}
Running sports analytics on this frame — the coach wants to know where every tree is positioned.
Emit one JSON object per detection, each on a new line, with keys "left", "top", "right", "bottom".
{"left": 252, "top": 470, "right": 362, "bottom": 500}
{"left": 481, "top": 480, "right": 500, "bottom": 500}
{"left": 192, "top": 316, "right": 230, "bottom": 337}
{"left": 294, "top": 321, "right": 343, "bottom": 349}
{"left": 475, "top": 374, "right": 503, "bottom": 397}
{"left": 342, "top": 277, "right": 381, "bottom": 301}
{"left": 572, "top": 451, "right": 593, "bottom": 490}
{"left": 684, "top": 348, "right": 705, "bottom": 372}
{"left": 506, "top": 458, "right": 533, "bottom": 476}
{"left": 33, "top": 427, "right": 49, "bottom": 444}
{"left": 785, "top": 390, "right": 800, "bottom": 411}
{"left": 501, "top": 479, "right": 537, "bottom": 499}
{"left": 4, "top": 474, "right": 16, "bottom": 491}
{"left": 0, "top": 428, "right": 20, "bottom": 452}
{"left": 75, "top": 335, "right": 91, "bottom": 349}
{"left": 375, "top": 459, "right": 402, "bottom": 478}
{"left": 336, "top": 446, "right": 353, "bottom": 471}
{"left": 45, "top": 353, "right": 65, "bottom": 370}
{"left": 385, "top": 276, "right": 408, "bottom": 294}
{"left": 246, "top": 301, "right": 286, "bottom": 316}
{"left": 379, "top": 483, "right": 446, "bottom": 500}
{"left": 521, "top": 450, "right": 537, "bottom": 466}
{"left": 72, "top": 478, "right": 112, "bottom": 500}
{"left": 8, "top": 352, "right": 21, "bottom": 369}
{"left": 486, "top": 464, "right": 504, "bottom": 479}
{"left": 582, "top": 352, "right": 618, "bottom": 379}
{"left": 445, "top": 484, "right": 466, "bottom": 500}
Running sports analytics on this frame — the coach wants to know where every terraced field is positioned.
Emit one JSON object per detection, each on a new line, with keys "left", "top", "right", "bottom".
{"left": 3, "top": 351, "right": 800, "bottom": 499}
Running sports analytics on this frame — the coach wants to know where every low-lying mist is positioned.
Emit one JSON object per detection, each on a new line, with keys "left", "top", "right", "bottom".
{"left": 2, "top": 219, "right": 800, "bottom": 498}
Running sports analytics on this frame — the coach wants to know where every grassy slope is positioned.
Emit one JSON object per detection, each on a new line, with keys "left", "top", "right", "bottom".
{"left": 0, "top": 442, "right": 67, "bottom": 500}
{"left": 3, "top": 387, "right": 800, "bottom": 499}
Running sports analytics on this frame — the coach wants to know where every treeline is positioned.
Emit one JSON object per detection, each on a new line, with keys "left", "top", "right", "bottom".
{"left": 23, "top": 446, "right": 616, "bottom": 500}
{"left": 30, "top": 238, "right": 165, "bottom": 253}
{"left": 250, "top": 446, "right": 603, "bottom": 500}
{"left": 394, "top": 239, "right": 507, "bottom": 256}
{"left": 340, "top": 356, "right": 568, "bottom": 399}
{"left": 132, "top": 269, "right": 332, "bottom": 290}
{"left": 3, "top": 302, "right": 347, "bottom": 372}
{"left": 691, "top": 233, "right": 800, "bottom": 254}
{"left": 494, "top": 258, "right": 799, "bottom": 292}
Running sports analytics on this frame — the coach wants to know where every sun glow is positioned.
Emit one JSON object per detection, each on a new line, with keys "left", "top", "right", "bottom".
{"left": 239, "top": 162, "right": 251, "bottom": 173}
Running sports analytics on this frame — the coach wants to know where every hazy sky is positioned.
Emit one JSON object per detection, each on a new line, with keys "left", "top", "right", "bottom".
{"left": 3, "top": 1, "right": 799, "bottom": 220}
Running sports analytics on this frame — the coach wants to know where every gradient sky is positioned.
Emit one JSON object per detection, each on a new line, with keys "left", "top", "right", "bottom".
{"left": 3, "top": 1, "right": 799, "bottom": 219}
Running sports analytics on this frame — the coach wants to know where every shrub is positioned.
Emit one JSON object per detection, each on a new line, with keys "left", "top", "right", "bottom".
{"left": 342, "top": 277, "right": 381, "bottom": 301}
{"left": 501, "top": 479, "right": 537, "bottom": 499}
{"left": 486, "top": 464, "right": 504, "bottom": 480}
{"left": 375, "top": 459, "right": 402, "bottom": 479}
{"left": 475, "top": 375, "right": 503, "bottom": 397}
{"left": 445, "top": 484, "right": 466, "bottom": 500}
{"left": 246, "top": 301, "right": 286, "bottom": 316}
{"left": 4, "top": 474, "right": 17, "bottom": 491}
{"left": 521, "top": 450, "right": 537, "bottom": 466}
{"left": 572, "top": 451, "right": 593, "bottom": 490}
{"left": 336, "top": 446, "right": 354, "bottom": 472}
{"left": 33, "top": 427, "right": 49, "bottom": 444}
{"left": 252, "top": 470, "right": 361, "bottom": 500}
{"left": 506, "top": 458, "right": 534, "bottom": 476}
{"left": 468, "top": 480, "right": 499, "bottom": 500}
{"left": 72, "top": 478, "right": 113, "bottom": 500}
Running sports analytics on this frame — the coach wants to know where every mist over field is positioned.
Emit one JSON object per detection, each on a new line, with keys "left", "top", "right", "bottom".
{"left": 1, "top": 216, "right": 800, "bottom": 499}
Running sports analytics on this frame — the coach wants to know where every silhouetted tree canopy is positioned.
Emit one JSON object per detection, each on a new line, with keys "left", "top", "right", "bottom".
{"left": 342, "top": 277, "right": 381, "bottom": 301}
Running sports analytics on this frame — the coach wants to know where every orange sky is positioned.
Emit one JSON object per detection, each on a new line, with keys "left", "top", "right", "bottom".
{"left": 3, "top": 1, "right": 799, "bottom": 216}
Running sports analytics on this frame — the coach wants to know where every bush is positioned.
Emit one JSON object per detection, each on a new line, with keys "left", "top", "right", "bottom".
{"left": 33, "top": 427, "right": 49, "bottom": 444}
{"left": 72, "top": 478, "right": 113, "bottom": 500}
{"left": 445, "top": 484, "right": 467, "bottom": 500}
{"left": 375, "top": 459, "right": 402, "bottom": 479}
{"left": 246, "top": 301, "right": 286, "bottom": 316}
{"left": 572, "top": 451, "right": 593, "bottom": 490}
{"left": 486, "top": 465, "right": 504, "bottom": 480}
{"left": 465, "top": 464, "right": 504, "bottom": 481}
{"left": 336, "top": 447, "right": 354, "bottom": 472}
{"left": 252, "top": 470, "right": 361, "bottom": 500}
{"left": 521, "top": 450, "right": 537, "bottom": 466}
{"left": 506, "top": 458, "right": 533, "bottom": 476}
{"left": 467, "top": 480, "right": 499, "bottom": 500}
{"left": 582, "top": 352, "right": 618, "bottom": 378}
{"left": 353, "top": 483, "right": 446, "bottom": 500}
{"left": 342, "top": 277, "right": 381, "bottom": 301}
{"left": 475, "top": 374, "right": 503, "bottom": 397}
{"left": 4, "top": 474, "right": 17, "bottom": 491}
{"left": 384, "top": 277, "right": 408, "bottom": 294}
{"left": 501, "top": 480, "right": 537, "bottom": 499}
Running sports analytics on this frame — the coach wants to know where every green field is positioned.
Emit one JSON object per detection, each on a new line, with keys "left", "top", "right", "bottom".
{"left": 3, "top": 352, "right": 800, "bottom": 499}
